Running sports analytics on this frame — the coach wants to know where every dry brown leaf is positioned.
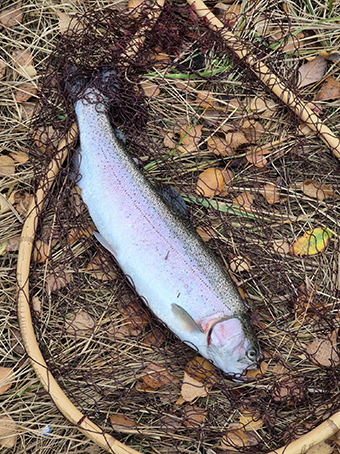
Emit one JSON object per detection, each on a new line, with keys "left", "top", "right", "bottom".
{"left": 181, "top": 372, "right": 210, "bottom": 402}
{"left": 302, "top": 179, "right": 334, "bottom": 200}
{"left": 196, "top": 226, "right": 215, "bottom": 242}
{"left": 162, "top": 132, "right": 177, "bottom": 149}
{"left": 272, "top": 239, "right": 290, "bottom": 255}
{"left": 0, "top": 59, "right": 6, "bottom": 79}
{"left": 10, "top": 328, "right": 25, "bottom": 355}
{"left": 5, "top": 236, "right": 20, "bottom": 252}
{"left": 305, "top": 329, "right": 340, "bottom": 367}
{"left": 56, "top": 10, "right": 73, "bottom": 33}
{"left": 314, "top": 76, "right": 340, "bottom": 101}
{"left": 0, "top": 416, "right": 17, "bottom": 448}
{"left": 273, "top": 377, "right": 304, "bottom": 405}
{"left": 241, "top": 119, "right": 265, "bottom": 142}
{"left": 221, "top": 422, "right": 259, "bottom": 450}
{"left": 0, "top": 241, "right": 7, "bottom": 256}
{"left": 46, "top": 270, "right": 73, "bottom": 295}
{"left": 32, "top": 125, "right": 61, "bottom": 154}
{"left": 10, "top": 150, "right": 29, "bottom": 163}
{"left": 0, "top": 1, "right": 22, "bottom": 27}
{"left": 185, "top": 355, "right": 215, "bottom": 382}
{"left": 196, "top": 167, "right": 231, "bottom": 197}
{"left": 260, "top": 182, "right": 281, "bottom": 204}
{"left": 32, "top": 296, "right": 42, "bottom": 315}
{"left": 224, "top": 130, "right": 248, "bottom": 149}
{"left": 248, "top": 97, "right": 275, "bottom": 113}
{"left": 179, "top": 125, "right": 202, "bottom": 149}
{"left": 283, "top": 32, "right": 304, "bottom": 53}
{"left": 65, "top": 310, "right": 95, "bottom": 336}
{"left": 0, "top": 191, "right": 16, "bottom": 215}
{"left": 232, "top": 192, "right": 253, "bottom": 212}
{"left": 223, "top": 3, "right": 241, "bottom": 27}
{"left": 0, "top": 368, "right": 15, "bottom": 396}
{"left": 143, "top": 327, "right": 165, "bottom": 347}
{"left": 15, "top": 83, "right": 37, "bottom": 102}
{"left": 140, "top": 80, "right": 160, "bottom": 97}
{"left": 182, "top": 405, "right": 207, "bottom": 427}
{"left": 32, "top": 240, "right": 50, "bottom": 264}
{"left": 0, "top": 155, "right": 15, "bottom": 176}
{"left": 20, "top": 102, "right": 36, "bottom": 120}
{"left": 141, "top": 363, "right": 175, "bottom": 390}
{"left": 246, "top": 360, "right": 268, "bottom": 379}
{"left": 230, "top": 255, "right": 251, "bottom": 273}
{"left": 14, "top": 191, "right": 32, "bottom": 216}
{"left": 109, "top": 414, "right": 136, "bottom": 433}
{"left": 85, "top": 254, "right": 117, "bottom": 281}
{"left": 246, "top": 149, "right": 268, "bottom": 168}
{"left": 12, "top": 49, "right": 36, "bottom": 78}
{"left": 239, "top": 409, "right": 264, "bottom": 431}
{"left": 207, "top": 136, "right": 233, "bottom": 157}
{"left": 304, "top": 441, "right": 333, "bottom": 454}
{"left": 68, "top": 226, "right": 93, "bottom": 245}
{"left": 196, "top": 90, "right": 223, "bottom": 110}
{"left": 298, "top": 56, "right": 327, "bottom": 88}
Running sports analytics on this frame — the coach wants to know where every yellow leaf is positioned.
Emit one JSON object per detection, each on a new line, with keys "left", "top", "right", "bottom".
{"left": 196, "top": 167, "right": 231, "bottom": 197}
{"left": 289, "top": 228, "right": 332, "bottom": 256}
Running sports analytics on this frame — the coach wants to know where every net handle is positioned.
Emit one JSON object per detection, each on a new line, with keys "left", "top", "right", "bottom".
{"left": 187, "top": 0, "right": 340, "bottom": 161}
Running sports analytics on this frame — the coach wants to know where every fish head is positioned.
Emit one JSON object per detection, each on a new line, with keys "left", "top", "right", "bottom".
{"left": 207, "top": 316, "right": 262, "bottom": 378}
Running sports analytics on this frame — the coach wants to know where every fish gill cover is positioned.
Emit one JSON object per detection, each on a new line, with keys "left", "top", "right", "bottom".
{"left": 23, "top": 1, "right": 340, "bottom": 453}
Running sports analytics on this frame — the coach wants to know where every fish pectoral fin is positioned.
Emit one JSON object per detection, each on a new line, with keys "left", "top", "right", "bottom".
{"left": 94, "top": 231, "right": 117, "bottom": 257}
{"left": 171, "top": 304, "right": 203, "bottom": 333}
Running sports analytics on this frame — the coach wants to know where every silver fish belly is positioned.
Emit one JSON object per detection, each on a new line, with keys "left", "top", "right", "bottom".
{"left": 74, "top": 87, "right": 261, "bottom": 378}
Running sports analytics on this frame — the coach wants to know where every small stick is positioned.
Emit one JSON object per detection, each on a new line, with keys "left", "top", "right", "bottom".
{"left": 186, "top": 0, "right": 340, "bottom": 161}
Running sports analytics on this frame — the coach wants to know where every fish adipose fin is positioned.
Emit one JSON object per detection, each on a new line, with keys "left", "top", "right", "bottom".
{"left": 94, "top": 231, "right": 117, "bottom": 257}
{"left": 171, "top": 304, "right": 203, "bottom": 333}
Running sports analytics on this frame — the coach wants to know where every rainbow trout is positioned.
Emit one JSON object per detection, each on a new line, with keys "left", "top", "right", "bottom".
{"left": 71, "top": 72, "right": 261, "bottom": 379}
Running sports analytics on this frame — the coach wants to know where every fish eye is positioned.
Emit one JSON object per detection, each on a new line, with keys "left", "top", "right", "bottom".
{"left": 246, "top": 348, "right": 257, "bottom": 361}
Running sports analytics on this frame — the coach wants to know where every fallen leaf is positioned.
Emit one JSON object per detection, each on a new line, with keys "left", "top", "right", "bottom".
{"left": 230, "top": 256, "right": 251, "bottom": 273}
{"left": 10, "top": 150, "right": 29, "bottom": 163}
{"left": 224, "top": 130, "right": 248, "bottom": 149}
{"left": 246, "top": 360, "right": 268, "bottom": 379}
{"left": 141, "top": 363, "right": 175, "bottom": 390}
{"left": 272, "top": 377, "right": 304, "bottom": 405}
{"left": 298, "top": 56, "right": 327, "bottom": 88}
{"left": 305, "top": 441, "right": 333, "bottom": 454}
{"left": 0, "top": 59, "right": 6, "bottom": 79}
{"left": 302, "top": 179, "right": 334, "bottom": 201}
{"left": 15, "top": 83, "right": 37, "bottom": 102}
{"left": 32, "top": 296, "right": 42, "bottom": 315}
{"left": 68, "top": 226, "right": 93, "bottom": 245}
{"left": 140, "top": 80, "right": 160, "bottom": 97}
{"left": 196, "top": 167, "right": 231, "bottom": 197}
{"left": 32, "top": 125, "right": 61, "bottom": 154}
{"left": 181, "top": 371, "right": 210, "bottom": 402}
{"left": 207, "top": 136, "right": 233, "bottom": 157}
{"left": 14, "top": 191, "right": 32, "bottom": 216}
{"left": 260, "top": 182, "right": 281, "bottom": 204}
{"left": 109, "top": 414, "right": 136, "bottom": 433}
{"left": 143, "top": 327, "right": 165, "bottom": 347}
{"left": 283, "top": 32, "right": 304, "bottom": 53}
{"left": 162, "top": 131, "right": 177, "bottom": 149}
{"left": 223, "top": 3, "right": 241, "bottom": 27}
{"left": 46, "top": 269, "right": 73, "bottom": 295}
{"left": 32, "top": 240, "right": 50, "bottom": 264}
{"left": 306, "top": 329, "right": 340, "bottom": 367}
{"left": 232, "top": 192, "right": 254, "bottom": 213}
{"left": 5, "top": 236, "right": 20, "bottom": 252}
{"left": 85, "top": 254, "right": 117, "bottom": 281}
{"left": 20, "top": 102, "right": 36, "bottom": 120}
{"left": 0, "top": 155, "right": 15, "bottom": 175}
{"left": 241, "top": 119, "right": 265, "bottom": 142}
{"left": 10, "top": 328, "right": 25, "bottom": 355}
{"left": 65, "top": 310, "right": 95, "bottom": 336}
{"left": 0, "top": 368, "right": 15, "bottom": 395}
{"left": 0, "top": 241, "right": 7, "bottom": 256}
{"left": 314, "top": 76, "right": 340, "bottom": 101}
{"left": 221, "top": 422, "right": 259, "bottom": 449}
{"left": 246, "top": 149, "right": 268, "bottom": 168}
{"left": 196, "top": 226, "right": 215, "bottom": 242}
{"left": 12, "top": 49, "right": 37, "bottom": 78}
{"left": 289, "top": 228, "right": 332, "bottom": 256}
{"left": 239, "top": 409, "right": 264, "bottom": 431}
{"left": 0, "top": 416, "right": 17, "bottom": 448}
{"left": 272, "top": 239, "right": 290, "bottom": 255}
{"left": 0, "top": 1, "right": 22, "bottom": 27}
{"left": 324, "top": 52, "right": 340, "bottom": 62}
{"left": 185, "top": 356, "right": 215, "bottom": 382}
{"left": 178, "top": 124, "right": 202, "bottom": 152}
{"left": 182, "top": 405, "right": 207, "bottom": 427}
{"left": 56, "top": 10, "right": 71, "bottom": 33}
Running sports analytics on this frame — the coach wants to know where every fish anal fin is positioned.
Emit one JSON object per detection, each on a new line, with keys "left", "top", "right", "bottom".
{"left": 171, "top": 304, "right": 202, "bottom": 334}
{"left": 94, "top": 231, "right": 117, "bottom": 257}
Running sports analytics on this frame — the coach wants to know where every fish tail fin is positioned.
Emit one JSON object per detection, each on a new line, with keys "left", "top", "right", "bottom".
{"left": 63, "top": 66, "right": 117, "bottom": 100}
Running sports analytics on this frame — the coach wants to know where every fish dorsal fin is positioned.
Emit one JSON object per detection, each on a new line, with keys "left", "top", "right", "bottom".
{"left": 207, "top": 318, "right": 243, "bottom": 348}
{"left": 171, "top": 304, "right": 203, "bottom": 333}
{"left": 94, "top": 231, "right": 117, "bottom": 257}
{"left": 156, "top": 185, "right": 188, "bottom": 218}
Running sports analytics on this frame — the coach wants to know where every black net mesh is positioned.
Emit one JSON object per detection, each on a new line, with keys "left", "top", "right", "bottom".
{"left": 24, "top": 1, "right": 340, "bottom": 453}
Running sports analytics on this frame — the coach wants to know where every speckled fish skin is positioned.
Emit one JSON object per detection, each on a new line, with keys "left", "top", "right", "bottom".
{"left": 74, "top": 85, "right": 261, "bottom": 379}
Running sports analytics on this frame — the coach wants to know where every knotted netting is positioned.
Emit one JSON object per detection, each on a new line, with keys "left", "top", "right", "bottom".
{"left": 19, "top": 1, "right": 340, "bottom": 453}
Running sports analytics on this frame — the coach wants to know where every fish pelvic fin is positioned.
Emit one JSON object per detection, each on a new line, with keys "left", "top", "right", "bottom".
{"left": 94, "top": 231, "right": 117, "bottom": 257}
{"left": 171, "top": 304, "right": 203, "bottom": 334}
